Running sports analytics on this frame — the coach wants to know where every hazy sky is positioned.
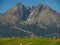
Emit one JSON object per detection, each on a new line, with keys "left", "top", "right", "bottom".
{"left": 0, "top": 0, "right": 60, "bottom": 13}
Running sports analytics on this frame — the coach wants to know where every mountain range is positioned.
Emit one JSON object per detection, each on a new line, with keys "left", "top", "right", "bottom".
{"left": 0, "top": 2, "right": 60, "bottom": 38}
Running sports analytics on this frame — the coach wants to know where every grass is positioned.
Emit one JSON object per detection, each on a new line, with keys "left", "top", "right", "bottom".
{"left": 0, "top": 38, "right": 60, "bottom": 45}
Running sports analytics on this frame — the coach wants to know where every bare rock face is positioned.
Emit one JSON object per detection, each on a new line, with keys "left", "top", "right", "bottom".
{"left": 0, "top": 3, "right": 60, "bottom": 37}
{"left": 26, "top": 4, "right": 60, "bottom": 28}
{"left": 0, "top": 2, "right": 31, "bottom": 24}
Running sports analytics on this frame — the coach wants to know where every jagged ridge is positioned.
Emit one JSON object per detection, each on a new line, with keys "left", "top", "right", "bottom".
{"left": 0, "top": 2, "right": 60, "bottom": 37}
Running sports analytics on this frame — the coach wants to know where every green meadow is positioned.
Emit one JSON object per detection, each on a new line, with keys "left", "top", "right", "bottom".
{"left": 0, "top": 38, "right": 60, "bottom": 45}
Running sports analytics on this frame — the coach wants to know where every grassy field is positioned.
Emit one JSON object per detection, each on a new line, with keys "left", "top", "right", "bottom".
{"left": 0, "top": 38, "right": 60, "bottom": 45}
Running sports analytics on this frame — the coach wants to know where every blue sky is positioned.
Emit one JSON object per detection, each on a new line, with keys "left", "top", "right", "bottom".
{"left": 0, "top": 0, "right": 60, "bottom": 13}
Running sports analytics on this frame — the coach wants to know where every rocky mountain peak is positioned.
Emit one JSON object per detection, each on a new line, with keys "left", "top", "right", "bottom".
{"left": 0, "top": 3, "right": 60, "bottom": 37}
{"left": 37, "top": 3, "right": 44, "bottom": 7}
{"left": 16, "top": 2, "right": 24, "bottom": 8}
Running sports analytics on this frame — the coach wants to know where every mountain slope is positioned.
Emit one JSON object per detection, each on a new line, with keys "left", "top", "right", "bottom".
{"left": 26, "top": 4, "right": 60, "bottom": 28}
{"left": 0, "top": 3, "right": 60, "bottom": 37}
{"left": 0, "top": 3, "right": 31, "bottom": 24}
